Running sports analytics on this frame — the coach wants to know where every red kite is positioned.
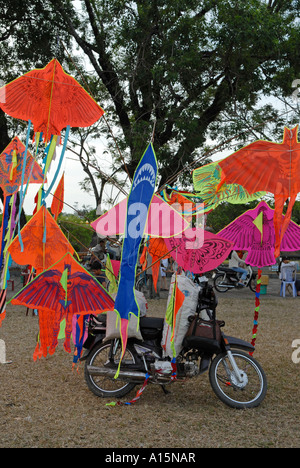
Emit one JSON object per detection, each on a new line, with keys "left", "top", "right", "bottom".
{"left": 51, "top": 173, "right": 64, "bottom": 220}
{"left": 0, "top": 136, "right": 43, "bottom": 196}
{"left": 11, "top": 252, "right": 114, "bottom": 359}
{"left": 164, "top": 227, "right": 233, "bottom": 274}
{"left": 218, "top": 126, "right": 300, "bottom": 257}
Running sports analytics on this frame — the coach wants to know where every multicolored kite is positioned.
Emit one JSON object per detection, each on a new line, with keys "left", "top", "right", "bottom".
{"left": 0, "top": 137, "right": 44, "bottom": 325}
{"left": 193, "top": 160, "right": 265, "bottom": 212}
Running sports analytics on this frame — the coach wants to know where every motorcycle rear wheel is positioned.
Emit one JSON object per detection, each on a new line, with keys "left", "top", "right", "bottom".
{"left": 213, "top": 273, "right": 229, "bottom": 293}
{"left": 209, "top": 350, "right": 267, "bottom": 409}
{"left": 248, "top": 276, "right": 257, "bottom": 292}
{"left": 84, "top": 341, "right": 136, "bottom": 398}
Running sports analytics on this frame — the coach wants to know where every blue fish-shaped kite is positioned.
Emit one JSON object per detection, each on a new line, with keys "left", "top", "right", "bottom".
{"left": 114, "top": 143, "right": 158, "bottom": 375}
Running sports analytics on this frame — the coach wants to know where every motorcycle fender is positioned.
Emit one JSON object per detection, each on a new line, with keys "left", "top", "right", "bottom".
{"left": 199, "top": 356, "right": 211, "bottom": 374}
{"left": 224, "top": 335, "right": 255, "bottom": 353}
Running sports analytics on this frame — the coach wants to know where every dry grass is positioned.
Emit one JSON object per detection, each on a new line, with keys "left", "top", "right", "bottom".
{"left": 1, "top": 275, "right": 300, "bottom": 448}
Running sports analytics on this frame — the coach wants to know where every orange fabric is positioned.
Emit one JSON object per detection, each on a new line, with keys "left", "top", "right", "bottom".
{"left": 51, "top": 173, "right": 64, "bottom": 220}
{"left": 0, "top": 59, "right": 104, "bottom": 142}
{"left": 171, "top": 281, "right": 185, "bottom": 343}
{"left": 148, "top": 237, "right": 171, "bottom": 292}
{"left": 140, "top": 245, "right": 147, "bottom": 271}
{"left": 218, "top": 126, "right": 300, "bottom": 257}
{"left": 8, "top": 205, "right": 74, "bottom": 274}
{"left": 163, "top": 190, "right": 196, "bottom": 223}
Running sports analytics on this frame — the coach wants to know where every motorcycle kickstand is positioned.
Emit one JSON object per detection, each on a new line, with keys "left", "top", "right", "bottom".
{"left": 161, "top": 385, "right": 171, "bottom": 395}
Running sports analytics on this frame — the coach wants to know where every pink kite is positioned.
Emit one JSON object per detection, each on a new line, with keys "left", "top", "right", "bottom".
{"left": 164, "top": 227, "right": 233, "bottom": 274}
{"left": 218, "top": 200, "right": 300, "bottom": 267}
{"left": 91, "top": 194, "right": 189, "bottom": 238}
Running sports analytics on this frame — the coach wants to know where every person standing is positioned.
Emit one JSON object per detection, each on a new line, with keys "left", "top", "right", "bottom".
{"left": 146, "top": 252, "right": 160, "bottom": 299}
{"left": 160, "top": 258, "right": 169, "bottom": 291}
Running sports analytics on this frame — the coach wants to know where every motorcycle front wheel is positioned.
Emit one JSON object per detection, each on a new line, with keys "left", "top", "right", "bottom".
{"left": 209, "top": 350, "right": 267, "bottom": 409}
{"left": 213, "top": 273, "right": 229, "bottom": 293}
{"left": 84, "top": 340, "right": 137, "bottom": 398}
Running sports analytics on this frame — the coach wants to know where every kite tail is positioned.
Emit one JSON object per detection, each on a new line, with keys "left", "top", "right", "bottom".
{"left": 33, "top": 342, "right": 41, "bottom": 361}
{"left": 63, "top": 315, "right": 73, "bottom": 354}
{"left": 114, "top": 317, "right": 129, "bottom": 379}
{"left": 250, "top": 268, "right": 262, "bottom": 356}
{"left": 0, "top": 289, "right": 6, "bottom": 328}
{"left": 17, "top": 120, "right": 31, "bottom": 252}
{"left": 273, "top": 194, "right": 296, "bottom": 258}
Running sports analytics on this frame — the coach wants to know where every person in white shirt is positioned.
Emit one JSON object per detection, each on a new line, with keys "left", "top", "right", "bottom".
{"left": 229, "top": 250, "right": 248, "bottom": 287}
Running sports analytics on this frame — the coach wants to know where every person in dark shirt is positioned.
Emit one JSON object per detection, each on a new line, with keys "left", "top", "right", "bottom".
{"left": 90, "top": 260, "right": 107, "bottom": 288}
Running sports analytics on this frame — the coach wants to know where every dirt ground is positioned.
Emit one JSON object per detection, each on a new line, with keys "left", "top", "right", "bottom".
{"left": 1, "top": 273, "right": 300, "bottom": 448}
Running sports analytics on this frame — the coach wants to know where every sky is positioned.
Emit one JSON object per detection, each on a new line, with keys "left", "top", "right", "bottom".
{"left": 22, "top": 139, "right": 127, "bottom": 217}
{"left": 23, "top": 150, "right": 98, "bottom": 215}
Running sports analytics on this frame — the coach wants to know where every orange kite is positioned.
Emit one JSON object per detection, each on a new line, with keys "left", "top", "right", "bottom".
{"left": 8, "top": 205, "right": 74, "bottom": 274}
{"left": 0, "top": 59, "right": 104, "bottom": 142}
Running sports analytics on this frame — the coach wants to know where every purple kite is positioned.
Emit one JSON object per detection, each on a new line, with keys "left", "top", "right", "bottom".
{"left": 218, "top": 200, "right": 300, "bottom": 267}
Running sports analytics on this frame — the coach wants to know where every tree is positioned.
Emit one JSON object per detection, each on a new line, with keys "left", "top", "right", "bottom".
{"left": 1, "top": 0, "right": 300, "bottom": 210}
{"left": 0, "top": 0, "right": 72, "bottom": 223}
{"left": 48, "top": 0, "right": 300, "bottom": 189}
{"left": 0, "top": 0, "right": 71, "bottom": 147}
{"left": 57, "top": 211, "right": 95, "bottom": 252}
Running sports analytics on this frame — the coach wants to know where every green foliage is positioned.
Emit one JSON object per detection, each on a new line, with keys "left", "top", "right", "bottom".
{"left": 57, "top": 212, "right": 94, "bottom": 252}
{"left": 206, "top": 200, "right": 260, "bottom": 233}
{"left": 1, "top": 0, "right": 300, "bottom": 207}
{"left": 49, "top": 0, "right": 300, "bottom": 187}
{"left": 206, "top": 199, "right": 300, "bottom": 233}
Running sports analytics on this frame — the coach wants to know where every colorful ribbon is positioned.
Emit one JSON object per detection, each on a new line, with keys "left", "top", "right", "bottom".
{"left": 250, "top": 268, "right": 262, "bottom": 355}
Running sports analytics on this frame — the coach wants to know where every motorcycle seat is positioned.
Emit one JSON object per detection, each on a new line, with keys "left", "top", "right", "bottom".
{"left": 218, "top": 266, "right": 237, "bottom": 274}
{"left": 140, "top": 317, "right": 164, "bottom": 330}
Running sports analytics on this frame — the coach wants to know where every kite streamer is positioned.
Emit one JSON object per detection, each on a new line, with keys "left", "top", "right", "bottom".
{"left": 250, "top": 269, "right": 262, "bottom": 356}
{"left": 106, "top": 373, "right": 150, "bottom": 407}
{"left": 0, "top": 289, "right": 7, "bottom": 327}
{"left": 17, "top": 120, "right": 32, "bottom": 251}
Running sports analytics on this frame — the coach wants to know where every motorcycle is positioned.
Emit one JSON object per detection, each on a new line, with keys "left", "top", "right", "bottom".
{"left": 213, "top": 265, "right": 257, "bottom": 293}
{"left": 81, "top": 279, "right": 267, "bottom": 409}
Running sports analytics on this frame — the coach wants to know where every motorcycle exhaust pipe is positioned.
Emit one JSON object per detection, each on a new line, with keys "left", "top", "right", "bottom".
{"left": 86, "top": 365, "right": 171, "bottom": 383}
